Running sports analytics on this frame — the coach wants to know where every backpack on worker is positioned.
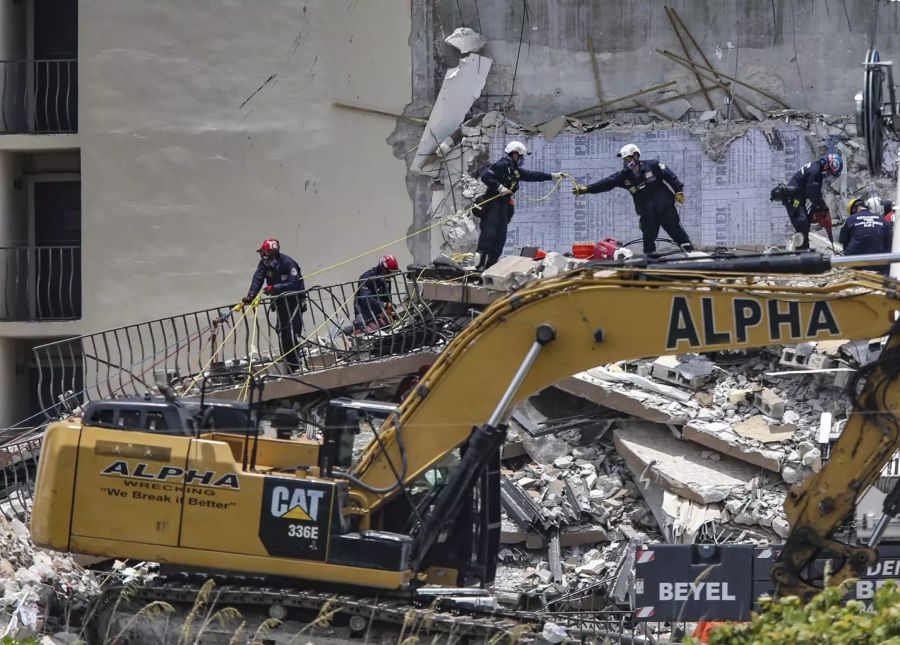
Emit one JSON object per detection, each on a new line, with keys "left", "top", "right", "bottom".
{"left": 770, "top": 183, "right": 791, "bottom": 202}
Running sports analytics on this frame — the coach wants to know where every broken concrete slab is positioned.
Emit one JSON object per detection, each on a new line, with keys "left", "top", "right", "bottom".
{"left": 613, "top": 421, "right": 760, "bottom": 504}
{"left": 557, "top": 376, "right": 690, "bottom": 425}
{"left": 412, "top": 53, "right": 492, "bottom": 174}
{"left": 650, "top": 97, "right": 691, "bottom": 121}
{"left": 538, "top": 115, "right": 568, "bottom": 141}
{"left": 444, "top": 27, "right": 487, "bottom": 54}
{"left": 481, "top": 255, "right": 536, "bottom": 290}
{"left": 683, "top": 421, "right": 783, "bottom": 472}
{"left": 586, "top": 365, "right": 692, "bottom": 402}
{"left": 419, "top": 279, "right": 503, "bottom": 306}
{"left": 732, "top": 415, "right": 797, "bottom": 444}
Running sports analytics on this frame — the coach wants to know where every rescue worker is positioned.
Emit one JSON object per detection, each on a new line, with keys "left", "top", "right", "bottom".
{"left": 840, "top": 197, "right": 892, "bottom": 273}
{"left": 353, "top": 254, "right": 398, "bottom": 331}
{"left": 572, "top": 144, "right": 693, "bottom": 255}
{"left": 865, "top": 195, "right": 885, "bottom": 217}
{"left": 243, "top": 238, "right": 306, "bottom": 371}
{"left": 777, "top": 153, "right": 843, "bottom": 250}
{"left": 476, "top": 141, "right": 564, "bottom": 270}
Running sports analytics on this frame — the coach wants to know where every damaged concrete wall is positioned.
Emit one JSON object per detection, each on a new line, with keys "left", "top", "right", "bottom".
{"left": 432, "top": 0, "right": 893, "bottom": 123}
{"left": 492, "top": 126, "right": 812, "bottom": 250}
{"left": 77, "top": 0, "right": 412, "bottom": 329}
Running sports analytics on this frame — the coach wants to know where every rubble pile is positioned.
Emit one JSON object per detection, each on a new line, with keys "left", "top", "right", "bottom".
{"left": 494, "top": 336, "right": 875, "bottom": 601}
{"left": 0, "top": 514, "right": 99, "bottom": 641}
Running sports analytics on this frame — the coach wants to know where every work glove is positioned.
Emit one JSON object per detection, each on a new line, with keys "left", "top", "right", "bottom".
{"left": 675, "top": 192, "right": 685, "bottom": 204}
{"left": 573, "top": 185, "right": 589, "bottom": 196}
{"left": 264, "top": 285, "right": 275, "bottom": 295}
{"left": 498, "top": 185, "right": 513, "bottom": 196}
{"left": 551, "top": 172, "right": 565, "bottom": 181}
{"left": 241, "top": 296, "right": 253, "bottom": 305}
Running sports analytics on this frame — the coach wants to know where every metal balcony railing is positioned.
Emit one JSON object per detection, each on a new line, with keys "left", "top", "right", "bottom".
{"left": 0, "top": 59, "right": 78, "bottom": 133}
{"left": 0, "top": 245, "right": 81, "bottom": 321}
{"left": 33, "top": 272, "right": 448, "bottom": 418}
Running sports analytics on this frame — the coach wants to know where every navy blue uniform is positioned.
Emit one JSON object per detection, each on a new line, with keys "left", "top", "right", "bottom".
{"left": 839, "top": 208, "right": 893, "bottom": 272}
{"left": 476, "top": 156, "right": 553, "bottom": 268}
{"left": 583, "top": 160, "right": 691, "bottom": 255}
{"left": 246, "top": 253, "right": 306, "bottom": 371}
{"left": 782, "top": 159, "right": 829, "bottom": 250}
{"left": 354, "top": 266, "right": 392, "bottom": 325}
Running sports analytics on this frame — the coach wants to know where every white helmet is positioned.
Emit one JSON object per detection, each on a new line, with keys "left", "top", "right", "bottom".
{"left": 617, "top": 143, "right": 641, "bottom": 158}
{"left": 865, "top": 196, "right": 884, "bottom": 216}
{"left": 504, "top": 140, "right": 528, "bottom": 156}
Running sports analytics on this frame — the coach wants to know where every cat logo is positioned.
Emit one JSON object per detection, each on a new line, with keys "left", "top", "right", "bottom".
{"left": 269, "top": 485, "right": 325, "bottom": 522}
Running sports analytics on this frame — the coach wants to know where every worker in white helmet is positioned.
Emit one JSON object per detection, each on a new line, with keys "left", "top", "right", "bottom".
{"left": 475, "top": 140, "right": 564, "bottom": 270}
{"left": 573, "top": 143, "right": 693, "bottom": 255}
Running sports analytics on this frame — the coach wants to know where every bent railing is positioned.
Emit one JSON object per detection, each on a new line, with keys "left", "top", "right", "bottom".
{"left": 33, "top": 272, "right": 443, "bottom": 418}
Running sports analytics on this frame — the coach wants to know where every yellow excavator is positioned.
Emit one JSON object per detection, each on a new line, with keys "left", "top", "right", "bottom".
{"left": 28, "top": 249, "right": 900, "bottom": 601}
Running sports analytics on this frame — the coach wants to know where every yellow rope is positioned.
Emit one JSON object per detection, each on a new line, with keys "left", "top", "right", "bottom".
{"left": 303, "top": 173, "right": 575, "bottom": 281}
{"left": 247, "top": 288, "right": 360, "bottom": 380}
{"left": 237, "top": 302, "right": 261, "bottom": 403}
{"left": 201, "top": 174, "right": 578, "bottom": 385}
{"left": 180, "top": 292, "right": 262, "bottom": 395}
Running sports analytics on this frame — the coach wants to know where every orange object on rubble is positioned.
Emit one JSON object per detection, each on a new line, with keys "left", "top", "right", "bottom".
{"left": 692, "top": 621, "right": 729, "bottom": 642}
{"left": 571, "top": 242, "right": 595, "bottom": 259}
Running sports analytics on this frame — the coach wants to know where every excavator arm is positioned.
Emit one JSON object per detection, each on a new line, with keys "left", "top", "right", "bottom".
{"left": 350, "top": 255, "right": 900, "bottom": 596}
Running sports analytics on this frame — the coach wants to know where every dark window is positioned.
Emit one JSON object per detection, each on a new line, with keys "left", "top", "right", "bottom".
{"left": 90, "top": 408, "right": 113, "bottom": 425}
{"left": 118, "top": 410, "right": 141, "bottom": 428}
{"left": 145, "top": 412, "right": 168, "bottom": 432}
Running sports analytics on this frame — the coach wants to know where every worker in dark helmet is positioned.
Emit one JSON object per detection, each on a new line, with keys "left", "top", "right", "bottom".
{"left": 840, "top": 197, "right": 892, "bottom": 273}
{"left": 475, "top": 140, "right": 564, "bottom": 270}
{"left": 243, "top": 238, "right": 306, "bottom": 371}
{"left": 573, "top": 143, "right": 693, "bottom": 256}
{"left": 773, "top": 153, "right": 843, "bottom": 250}
{"left": 353, "top": 254, "right": 399, "bottom": 332}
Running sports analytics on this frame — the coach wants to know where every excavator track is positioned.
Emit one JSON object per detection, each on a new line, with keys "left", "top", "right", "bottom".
{"left": 103, "top": 574, "right": 547, "bottom": 640}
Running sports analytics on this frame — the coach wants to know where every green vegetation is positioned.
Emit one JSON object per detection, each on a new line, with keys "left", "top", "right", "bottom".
{"left": 689, "top": 581, "right": 900, "bottom": 644}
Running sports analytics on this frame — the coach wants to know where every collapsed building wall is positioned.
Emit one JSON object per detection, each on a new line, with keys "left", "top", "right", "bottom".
{"left": 424, "top": 111, "right": 896, "bottom": 257}
{"left": 392, "top": 0, "right": 900, "bottom": 262}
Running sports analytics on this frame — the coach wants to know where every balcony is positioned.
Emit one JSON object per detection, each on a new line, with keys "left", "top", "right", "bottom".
{"left": 0, "top": 60, "right": 78, "bottom": 134}
{"left": 0, "top": 245, "right": 81, "bottom": 321}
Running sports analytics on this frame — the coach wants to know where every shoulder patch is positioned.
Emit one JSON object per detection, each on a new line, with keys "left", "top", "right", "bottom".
{"left": 290, "top": 267, "right": 299, "bottom": 277}
{"left": 659, "top": 163, "right": 666, "bottom": 170}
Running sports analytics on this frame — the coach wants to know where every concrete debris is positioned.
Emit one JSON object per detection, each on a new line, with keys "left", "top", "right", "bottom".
{"left": 753, "top": 388, "right": 786, "bottom": 420}
{"left": 412, "top": 53, "right": 492, "bottom": 174}
{"left": 0, "top": 515, "right": 100, "bottom": 639}
{"left": 480, "top": 255, "right": 538, "bottom": 290}
{"left": 443, "top": 27, "right": 487, "bottom": 54}
{"left": 650, "top": 354, "right": 716, "bottom": 390}
{"left": 493, "top": 329, "right": 876, "bottom": 598}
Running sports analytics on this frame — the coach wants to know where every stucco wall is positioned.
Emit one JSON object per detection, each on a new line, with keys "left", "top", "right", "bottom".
{"left": 78, "top": 0, "right": 412, "bottom": 330}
